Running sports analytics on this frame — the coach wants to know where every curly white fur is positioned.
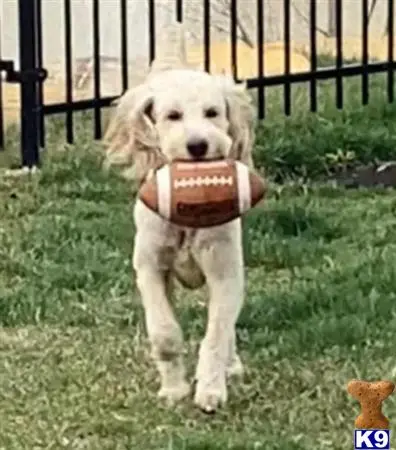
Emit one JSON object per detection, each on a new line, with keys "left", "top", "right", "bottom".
{"left": 103, "top": 22, "right": 256, "bottom": 413}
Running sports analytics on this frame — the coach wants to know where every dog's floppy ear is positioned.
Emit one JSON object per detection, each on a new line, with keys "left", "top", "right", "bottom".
{"left": 103, "top": 83, "right": 166, "bottom": 183}
{"left": 214, "top": 76, "right": 256, "bottom": 169}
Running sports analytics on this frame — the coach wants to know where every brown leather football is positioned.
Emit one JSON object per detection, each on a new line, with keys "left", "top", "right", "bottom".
{"left": 138, "top": 159, "right": 266, "bottom": 228}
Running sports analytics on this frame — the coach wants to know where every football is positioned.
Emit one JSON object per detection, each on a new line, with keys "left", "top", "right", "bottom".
{"left": 138, "top": 159, "right": 266, "bottom": 228}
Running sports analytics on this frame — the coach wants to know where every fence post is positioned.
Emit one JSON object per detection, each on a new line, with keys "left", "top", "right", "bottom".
{"left": 18, "top": 0, "right": 41, "bottom": 167}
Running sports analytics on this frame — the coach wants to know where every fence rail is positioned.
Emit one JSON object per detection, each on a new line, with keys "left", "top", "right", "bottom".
{"left": 0, "top": 0, "right": 395, "bottom": 168}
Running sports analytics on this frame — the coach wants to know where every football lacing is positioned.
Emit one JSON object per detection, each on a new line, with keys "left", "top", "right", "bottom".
{"left": 174, "top": 175, "right": 233, "bottom": 189}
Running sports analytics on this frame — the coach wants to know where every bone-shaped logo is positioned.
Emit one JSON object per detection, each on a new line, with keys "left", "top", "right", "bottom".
{"left": 347, "top": 379, "right": 395, "bottom": 429}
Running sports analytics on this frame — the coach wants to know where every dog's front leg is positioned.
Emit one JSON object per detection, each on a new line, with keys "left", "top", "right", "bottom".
{"left": 133, "top": 202, "right": 190, "bottom": 403}
{"left": 192, "top": 220, "right": 244, "bottom": 413}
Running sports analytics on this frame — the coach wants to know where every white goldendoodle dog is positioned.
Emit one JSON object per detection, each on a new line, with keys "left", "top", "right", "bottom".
{"left": 103, "top": 23, "right": 256, "bottom": 413}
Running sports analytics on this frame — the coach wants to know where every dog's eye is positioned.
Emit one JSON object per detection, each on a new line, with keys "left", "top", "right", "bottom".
{"left": 167, "top": 110, "right": 182, "bottom": 121}
{"left": 205, "top": 107, "right": 218, "bottom": 119}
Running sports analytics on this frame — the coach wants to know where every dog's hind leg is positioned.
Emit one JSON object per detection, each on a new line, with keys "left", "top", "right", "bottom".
{"left": 227, "top": 331, "right": 244, "bottom": 378}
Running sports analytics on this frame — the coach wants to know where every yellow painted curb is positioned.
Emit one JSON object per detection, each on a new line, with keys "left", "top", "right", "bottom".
{"left": 186, "top": 40, "right": 310, "bottom": 77}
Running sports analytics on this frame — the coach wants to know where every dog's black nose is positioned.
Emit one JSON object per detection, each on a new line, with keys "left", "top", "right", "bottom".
{"left": 187, "top": 138, "right": 208, "bottom": 159}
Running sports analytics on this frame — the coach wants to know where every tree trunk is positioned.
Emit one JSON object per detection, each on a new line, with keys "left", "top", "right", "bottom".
{"left": 327, "top": 0, "right": 336, "bottom": 36}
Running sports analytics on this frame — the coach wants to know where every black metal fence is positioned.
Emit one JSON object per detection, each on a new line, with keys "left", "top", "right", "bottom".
{"left": 0, "top": 0, "right": 395, "bottom": 168}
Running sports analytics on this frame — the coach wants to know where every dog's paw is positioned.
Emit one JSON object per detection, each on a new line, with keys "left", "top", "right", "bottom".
{"left": 194, "top": 379, "right": 227, "bottom": 413}
{"left": 227, "top": 354, "right": 244, "bottom": 378}
{"left": 158, "top": 382, "right": 190, "bottom": 404}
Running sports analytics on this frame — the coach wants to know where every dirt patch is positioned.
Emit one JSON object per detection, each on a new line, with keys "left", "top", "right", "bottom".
{"left": 331, "top": 162, "right": 396, "bottom": 188}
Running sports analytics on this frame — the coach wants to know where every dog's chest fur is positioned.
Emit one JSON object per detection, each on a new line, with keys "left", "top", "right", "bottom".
{"left": 161, "top": 229, "right": 206, "bottom": 289}
{"left": 134, "top": 200, "right": 237, "bottom": 291}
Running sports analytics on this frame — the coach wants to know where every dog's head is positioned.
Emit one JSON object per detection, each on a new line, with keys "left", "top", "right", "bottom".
{"left": 103, "top": 69, "right": 255, "bottom": 183}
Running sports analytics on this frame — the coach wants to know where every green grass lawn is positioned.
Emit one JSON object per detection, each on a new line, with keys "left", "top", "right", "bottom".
{"left": 1, "top": 75, "right": 396, "bottom": 449}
